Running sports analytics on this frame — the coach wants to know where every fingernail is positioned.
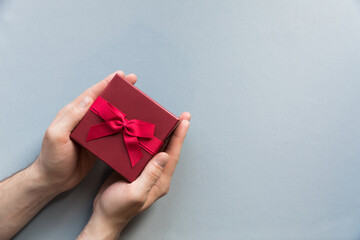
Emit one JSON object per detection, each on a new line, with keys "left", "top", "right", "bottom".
{"left": 79, "top": 96, "right": 91, "bottom": 108}
{"left": 155, "top": 153, "right": 169, "bottom": 168}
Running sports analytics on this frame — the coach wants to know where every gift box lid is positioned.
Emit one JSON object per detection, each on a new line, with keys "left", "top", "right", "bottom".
{"left": 70, "top": 74, "right": 180, "bottom": 182}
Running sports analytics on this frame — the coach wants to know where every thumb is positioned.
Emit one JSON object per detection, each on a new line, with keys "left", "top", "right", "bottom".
{"left": 132, "top": 152, "right": 170, "bottom": 194}
{"left": 52, "top": 71, "right": 126, "bottom": 133}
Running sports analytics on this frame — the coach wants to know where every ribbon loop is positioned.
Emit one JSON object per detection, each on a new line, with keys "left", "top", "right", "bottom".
{"left": 86, "top": 96, "right": 163, "bottom": 167}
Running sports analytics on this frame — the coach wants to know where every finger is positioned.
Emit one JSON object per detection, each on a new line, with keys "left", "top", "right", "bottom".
{"left": 163, "top": 112, "right": 191, "bottom": 177}
{"left": 125, "top": 73, "right": 137, "bottom": 84}
{"left": 179, "top": 112, "right": 191, "bottom": 121}
{"left": 131, "top": 152, "right": 169, "bottom": 195}
{"left": 52, "top": 70, "right": 124, "bottom": 129}
{"left": 53, "top": 71, "right": 136, "bottom": 133}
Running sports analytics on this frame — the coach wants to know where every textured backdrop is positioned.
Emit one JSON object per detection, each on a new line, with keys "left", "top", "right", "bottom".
{"left": 1, "top": 0, "right": 360, "bottom": 239}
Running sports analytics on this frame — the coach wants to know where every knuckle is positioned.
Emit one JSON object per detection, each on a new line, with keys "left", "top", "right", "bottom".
{"left": 127, "top": 188, "right": 146, "bottom": 207}
{"left": 149, "top": 164, "right": 162, "bottom": 183}
{"left": 44, "top": 126, "right": 55, "bottom": 140}
{"left": 159, "top": 185, "right": 170, "bottom": 198}
{"left": 163, "top": 185, "right": 170, "bottom": 195}
{"left": 63, "top": 104, "right": 76, "bottom": 118}
{"left": 44, "top": 126, "right": 66, "bottom": 143}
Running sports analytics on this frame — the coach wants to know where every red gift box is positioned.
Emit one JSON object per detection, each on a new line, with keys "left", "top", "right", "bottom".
{"left": 70, "top": 74, "right": 179, "bottom": 182}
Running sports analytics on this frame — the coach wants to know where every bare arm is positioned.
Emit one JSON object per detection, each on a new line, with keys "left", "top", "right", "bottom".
{"left": 0, "top": 163, "right": 59, "bottom": 239}
{"left": 0, "top": 71, "right": 136, "bottom": 239}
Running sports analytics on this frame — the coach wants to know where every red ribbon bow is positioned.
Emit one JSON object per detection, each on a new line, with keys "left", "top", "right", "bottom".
{"left": 86, "top": 97, "right": 163, "bottom": 167}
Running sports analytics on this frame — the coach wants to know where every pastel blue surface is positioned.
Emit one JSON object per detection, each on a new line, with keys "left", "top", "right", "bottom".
{"left": 1, "top": 1, "right": 360, "bottom": 239}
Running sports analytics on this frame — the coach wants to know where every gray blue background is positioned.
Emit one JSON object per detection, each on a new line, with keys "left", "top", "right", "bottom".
{"left": 1, "top": 0, "right": 360, "bottom": 239}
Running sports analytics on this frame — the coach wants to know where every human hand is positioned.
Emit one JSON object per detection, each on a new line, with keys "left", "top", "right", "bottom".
{"left": 31, "top": 71, "right": 138, "bottom": 193}
{"left": 78, "top": 112, "right": 191, "bottom": 239}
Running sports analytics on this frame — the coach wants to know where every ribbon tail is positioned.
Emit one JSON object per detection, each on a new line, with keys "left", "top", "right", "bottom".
{"left": 123, "top": 133, "right": 143, "bottom": 167}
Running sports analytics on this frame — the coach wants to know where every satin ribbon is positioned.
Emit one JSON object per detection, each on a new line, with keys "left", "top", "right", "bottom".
{"left": 86, "top": 96, "right": 163, "bottom": 167}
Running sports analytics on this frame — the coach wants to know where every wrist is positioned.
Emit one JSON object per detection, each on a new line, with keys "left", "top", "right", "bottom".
{"left": 0, "top": 160, "right": 60, "bottom": 239}
{"left": 77, "top": 212, "right": 126, "bottom": 240}
{"left": 27, "top": 160, "right": 65, "bottom": 196}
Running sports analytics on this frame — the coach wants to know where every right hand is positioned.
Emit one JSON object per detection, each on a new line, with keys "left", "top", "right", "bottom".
{"left": 78, "top": 112, "right": 191, "bottom": 239}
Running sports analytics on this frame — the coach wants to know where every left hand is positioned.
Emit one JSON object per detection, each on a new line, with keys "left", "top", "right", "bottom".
{"left": 32, "top": 71, "right": 138, "bottom": 192}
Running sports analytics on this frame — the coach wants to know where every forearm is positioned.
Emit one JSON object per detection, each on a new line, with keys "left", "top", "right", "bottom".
{"left": 0, "top": 161, "right": 60, "bottom": 239}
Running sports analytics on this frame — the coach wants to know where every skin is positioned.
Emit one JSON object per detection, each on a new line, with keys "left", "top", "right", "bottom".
{"left": 0, "top": 71, "right": 190, "bottom": 240}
